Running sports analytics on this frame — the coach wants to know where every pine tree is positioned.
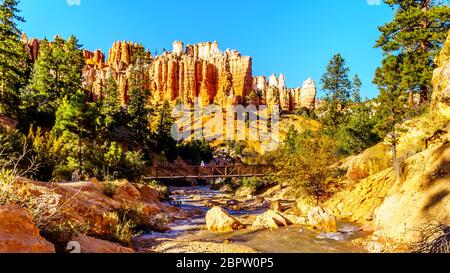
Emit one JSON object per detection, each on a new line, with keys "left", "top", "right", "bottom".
{"left": 373, "top": 55, "right": 409, "bottom": 178}
{"left": 351, "top": 74, "right": 362, "bottom": 103}
{"left": 21, "top": 39, "right": 55, "bottom": 127}
{"left": 375, "top": 0, "right": 450, "bottom": 103}
{"left": 99, "top": 76, "right": 121, "bottom": 138}
{"left": 154, "top": 100, "right": 177, "bottom": 160}
{"left": 53, "top": 90, "right": 96, "bottom": 173}
{"left": 320, "top": 54, "right": 352, "bottom": 133}
{"left": 22, "top": 35, "right": 85, "bottom": 129}
{"left": 337, "top": 104, "right": 381, "bottom": 155}
{"left": 127, "top": 86, "right": 150, "bottom": 144}
{"left": 0, "top": 0, "right": 28, "bottom": 116}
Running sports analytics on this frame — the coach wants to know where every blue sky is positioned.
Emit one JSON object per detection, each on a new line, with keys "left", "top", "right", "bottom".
{"left": 17, "top": 0, "right": 393, "bottom": 99}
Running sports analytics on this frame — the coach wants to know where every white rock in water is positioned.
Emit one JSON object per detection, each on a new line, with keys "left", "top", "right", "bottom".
{"left": 317, "top": 232, "right": 347, "bottom": 241}
{"left": 338, "top": 223, "right": 360, "bottom": 233}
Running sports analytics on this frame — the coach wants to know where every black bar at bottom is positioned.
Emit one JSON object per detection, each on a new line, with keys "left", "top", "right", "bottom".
{"left": 0, "top": 253, "right": 446, "bottom": 273}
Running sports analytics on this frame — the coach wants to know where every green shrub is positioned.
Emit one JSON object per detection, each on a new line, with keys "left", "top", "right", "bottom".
{"left": 103, "top": 181, "right": 118, "bottom": 198}
{"left": 144, "top": 180, "right": 169, "bottom": 200}
{"left": 116, "top": 202, "right": 169, "bottom": 233}
{"left": 100, "top": 211, "right": 136, "bottom": 246}
{"left": 241, "top": 177, "right": 268, "bottom": 191}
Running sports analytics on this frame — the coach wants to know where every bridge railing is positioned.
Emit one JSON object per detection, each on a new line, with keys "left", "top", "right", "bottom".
{"left": 145, "top": 164, "right": 275, "bottom": 179}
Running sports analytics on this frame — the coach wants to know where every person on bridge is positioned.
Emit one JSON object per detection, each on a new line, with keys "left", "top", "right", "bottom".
{"left": 200, "top": 160, "right": 206, "bottom": 176}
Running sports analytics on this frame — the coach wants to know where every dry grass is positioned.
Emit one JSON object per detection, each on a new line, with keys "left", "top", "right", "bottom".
{"left": 0, "top": 146, "right": 88, "bottom": 250}
{"left": 414, "top": 223, "right": 450, "bottom": 253}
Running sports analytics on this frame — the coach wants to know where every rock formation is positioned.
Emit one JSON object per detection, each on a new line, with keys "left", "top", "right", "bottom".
{"left": 431, "top": 31, "right": 450, "bottom": 119}
{"left": 21, "top": 34, "right": 40, "bottom": 62}
{"left": 0, "top": 205, "right": 55, "bottom": 253}
{"left": 252, "top": 210, "right": 292, "bottom": 229}
{"left": 22, "top": 35, "right": 317, "bottom": 112}
{"left": 205, "top": 206, "right": 244, "bottom": 232}
{"left": 252, "top": 73, "right": 317, "bottom": 112}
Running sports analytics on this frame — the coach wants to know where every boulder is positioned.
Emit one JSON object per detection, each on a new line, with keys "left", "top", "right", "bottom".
{"left": 307, "top": 206, "right": 337, "bottom": 232}
{"left": 252, "top": 210, "right": 292, "bottom": 229}
{"left": 112, "top": 180, "right": 141, "bottom": 202}
{"left": 235, "top": 187, "right": 254, "bottom": 197}
{"left": 220, "top": 184, "right": 234, "bottom": 194}
{"left": 206, "top": 207, "right": 243, "bottom": 233}
{"left": 284, "top": 215, "right": 308, "bottom": 225}
{"left": 254, "top": 196, "right": 265, "bottom": 204}
{"left": 0, "top": 205, "right": 55, "bottom": 253}
{"left": 205, "top": 200, "right": 222, "bottom": 208}
{"left": 72, "top": 235, "right": 134, "bottom": 253}
{"left": 270, "top": 200, "right": 285, "bottom": 212}
{"left": 134, "top": 184, "right": 161, "bottom": 204}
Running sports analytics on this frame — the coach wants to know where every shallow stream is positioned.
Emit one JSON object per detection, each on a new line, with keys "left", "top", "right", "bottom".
{"left": 141, "top": 186, "right": 369, "bottom": 253}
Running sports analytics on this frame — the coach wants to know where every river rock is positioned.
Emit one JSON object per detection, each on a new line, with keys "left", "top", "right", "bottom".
{"left": 220, "top": 184, "right": 234, "bottom": 194}
{"left": 270, "top": 200, "right": 285, "bottom": 212}
{"left": 205, "top": 200, "right": 222, "bottom": 208}
{"left": 112, "top": 180, "right": 141, "bottom": 202}
{"left": 235, "top": 187, "right": 254, "bottom": 197}
{"left": 252, "top": 210, "right": 292, "bottom": 229}
{"left": 206, "top": 207, "right": 244, "bottom": 233}
{"left": 284, "top": 215, "right": 307, "bottom": 225}
{"left": 254, "top": 196, "right": 265, "bottom": 204}
{"left": 0, "top": 205, "right": 55, "bottom": 253}
{"left": 307, "top": 206, "right": 337, "bottom": 232}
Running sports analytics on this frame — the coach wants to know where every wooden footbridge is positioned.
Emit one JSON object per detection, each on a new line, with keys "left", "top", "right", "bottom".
{"left": 144, "top": 164, "right": 275, "bottom": 180}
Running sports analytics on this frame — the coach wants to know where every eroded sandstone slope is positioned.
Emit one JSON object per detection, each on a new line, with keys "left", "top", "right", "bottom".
{"left": 325, "top": 32, "right": 450, "bottom": 250}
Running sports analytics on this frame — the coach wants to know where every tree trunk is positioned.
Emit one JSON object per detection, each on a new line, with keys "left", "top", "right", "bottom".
{"left": 419, "top": 85, "right": 429, "bottom": 104}
{"left": 392, "top": 142, "right": 399, "bottom": 179}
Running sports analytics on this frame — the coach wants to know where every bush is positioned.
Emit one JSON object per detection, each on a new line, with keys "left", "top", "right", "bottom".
{"left": 336, "top": 104, "right": 381, "bottom": 155}
{"left": 116, "top": 202, "right": 169, "bottom": 233}
{"left": 414, "top": 223, "right": 450, "bottom": 253}
{"left": 26, "top": 127, "right": 68, "bottom": 181}
{"left": 241, "top": 177, "right": 267, "bottom": 191}
{"left": 122, "top": 150, "right": 147, "bottom": 181}
{"left": 275, "top": 129, "right": 338, "bottom": 203}
{"left": 103, "top": 181, "right": 118, "bottom": 198}
{"left": 100, "top": 211, "right": 136, "bottom": 246}
{"left": 143, "top": 180, "right": 169, "bottom": 200}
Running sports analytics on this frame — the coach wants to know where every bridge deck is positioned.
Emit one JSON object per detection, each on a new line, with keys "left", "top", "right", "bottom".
{"left": 144, "top": 165, "right": 274, "bottom": 180}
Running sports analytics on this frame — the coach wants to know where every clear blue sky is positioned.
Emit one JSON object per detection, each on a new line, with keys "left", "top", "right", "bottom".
{"left": 17, "top": 0, "right": 393, "bottom": 99}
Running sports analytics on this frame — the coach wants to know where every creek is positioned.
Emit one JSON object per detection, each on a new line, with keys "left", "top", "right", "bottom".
{"left": 138, "top": 186, "right": 370, "bottom": 253}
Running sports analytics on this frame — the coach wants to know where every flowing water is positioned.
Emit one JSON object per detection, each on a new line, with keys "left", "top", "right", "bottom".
{"left": 142, "top": 186, "right": 370, "bottom": 253}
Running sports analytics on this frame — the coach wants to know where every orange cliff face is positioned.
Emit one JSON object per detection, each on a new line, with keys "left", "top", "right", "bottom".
{"left": 21, "top": 35, "right": 316, "bottom": 111}
{"left": 21, "top": 34, "right": 40, "bottom": 62}
{"left": 86, "top": 40, "right": 253, "bottom": 107}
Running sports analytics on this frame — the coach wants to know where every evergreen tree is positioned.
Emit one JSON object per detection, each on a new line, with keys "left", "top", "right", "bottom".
{"left": 0, "top": 0, "right": 28, "bottom": 116}
{"left": 351, "top": 74, "right": 362, "bottom": 103}
{"left": 337, "top": 104, "right": 381, "bottom": 155}
{"left": 22, "top": 35, "right": 85, "bottom": 129}
{"left": 375, "top": 0, "right": 450, "bottom": 103}
{"left": 373, "top": 55, "right": 409, "bottom": 178}
{"left": 20, "top": 39, "right": 55, "bottom": 128}
{"left": 154, "top": 100, "right": 177, "bottom": 160}
{"left": 127, "top": 86, "right": 150, "bottom": 145}
{"left": 53, "top": 90, "right": 96, "bottom": 174}
{"left": 320, "top": 54, "right": 352, "bottom": 133}
{"left": 99, "top": 76, "right": 121, "bottom": 138}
